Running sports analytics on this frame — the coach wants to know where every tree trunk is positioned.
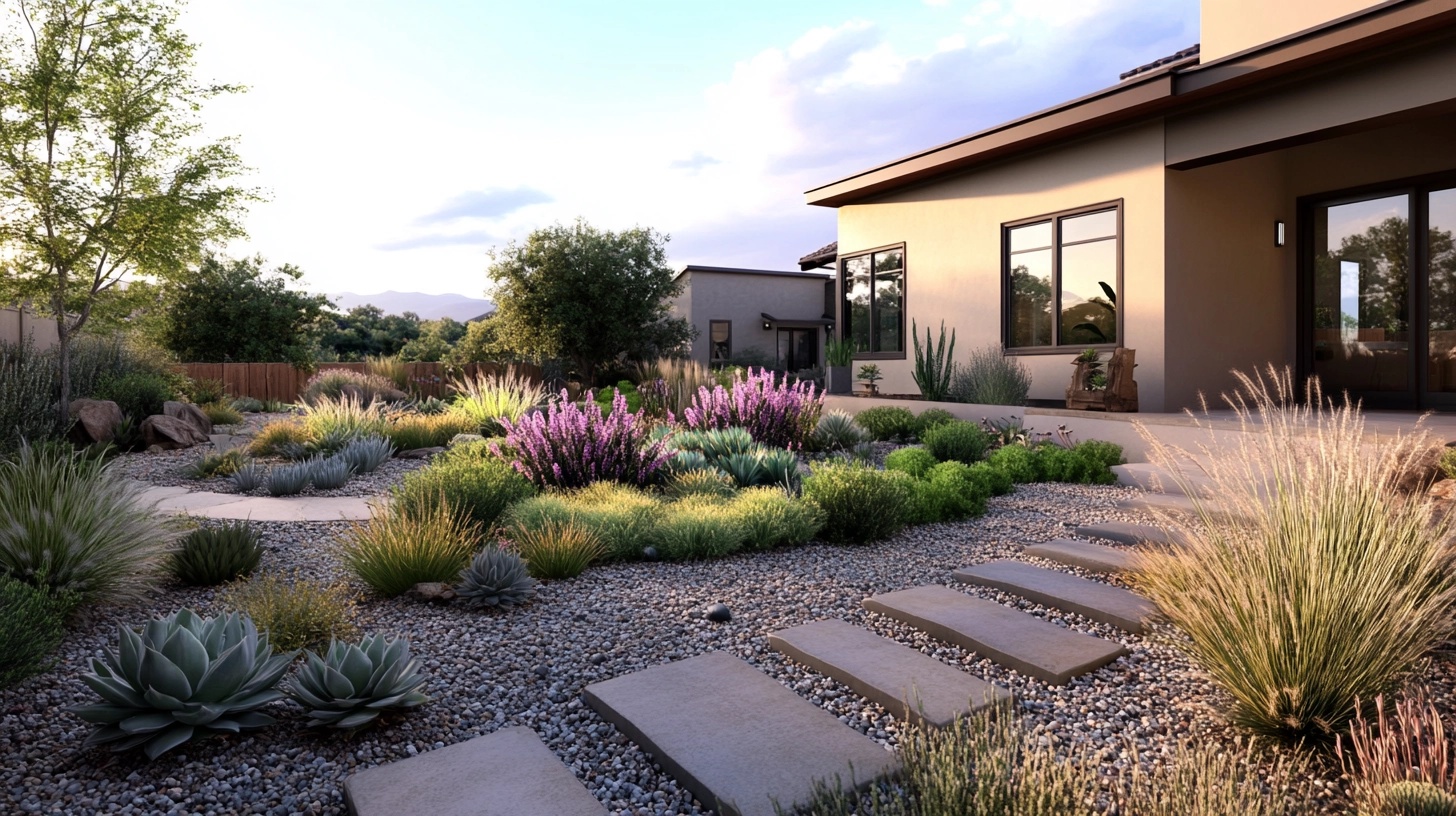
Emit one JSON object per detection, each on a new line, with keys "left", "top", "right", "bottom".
{"left": 56, "top": 314, "right": 71, "bottom": 431}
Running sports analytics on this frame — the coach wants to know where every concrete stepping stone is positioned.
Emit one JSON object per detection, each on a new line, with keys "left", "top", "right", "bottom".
{"left": 863, "top": 585, "right": 1125, "bottom": 685}
{"left": 1023, "top": 539, "right": 1136, "bottom": 574}
{"left": 1116, "top": 492, "right": 1198, "bottom": 515}
{"left": 1075, "top": 520, "right": 1179, "bottom": 546}
{"left": 952, "top": 561, "right": 1157, "bottom": 634}
{"left": 1111, "top": 462, "right": 1211, "bottom": 496}
{"left": 583, "top": 651, "right": 897, "bottom": 816}
{"left": 768, "top": 619, "right": 1012, "bottom": 728}
{"left": 343, "top": 725, "right": 608, "bottom": 816}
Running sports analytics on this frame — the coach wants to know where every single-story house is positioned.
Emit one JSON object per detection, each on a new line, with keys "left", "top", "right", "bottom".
{"left": 670, "top": 265, "right": 834, "bottom": 371}
{"left": 807, "top": 0, "right": 1456, "bottom": 412}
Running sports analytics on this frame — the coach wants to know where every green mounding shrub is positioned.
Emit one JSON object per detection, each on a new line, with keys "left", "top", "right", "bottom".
{"left": 338, "top": 500, "right": 482, "bottom": 597}
{"left": 802, "top": 462, "right": 914, "bottom": 545}
{"left": 594, "top": 380, "right": 643, "bottom": 414}
{"left": 67, "top": 334, "right": 181, "bottom": 404}
{"left": 0, "top": 444, "right": 172, "bottom": 606}
{"left": 449, "top": 367, "right": 545, "bottom": 436}
{"left": 70, "top": 609, "right": 294, "bottom": 760}
{"left": 904, "top": 462, "right": 991, "bottom": 524}
{"left": 300, "top": 368, "right": 405, "bottom": 406}
{"left": 811, "top": 410, "right": 868, "bottom": 452}
{"left": 183, "top": 448, "right": 250, "bottom": 480}
{"left": 853, "top": 406, "right": 918, "bottom": 441}
{"left": 384, "top": 411, "right": 478, "bottom": 451}
{"left": 230, "top": 396, "right": 265, "bottom": 413}
{"left": 456, "top": 546, "right": 537, "bottom": 609}
{"left": 729, "top": 488, "right": 824, "bottom": 550}
{"left": 0, "top": 576, "right": 73, "bottom": 690}
{"left": 987, "top": 443, "right": 1040, "bottom": 483}
{"left": 1034, "top": 443, "right": 1118, "bottom": 485}
{"left": 172, "top": 522, "right": 264, "bottom": 586}
{"left": 885, "top": 447, "right": 937, "bottom": 479}
{"left": 1073, "top": 439, "right": 1124, "bottom": 470}
{"left": 200, "top": 400, "right": 244, "bottom": 426}
{"left": 948, "top": 344, "right": 1032, "bottom": 406}
{"left": 283, "top": 633, "right": 429, "bottom": 730}
{"left": 301, "top": 394, "right": 389, "bottom": 441}
{"left": 914, "top": 408, "right": 956, "bottom": 436}
{"left": 94, "top": 370, "right": 177, "bottom": 419}
{"left": 505, "top": 484, "right": 663, "bottom": 561}
{"left": 655, "top": 496, "right": 746, "bottom": 559}
{"left": 967, "top": 462, "right": 1014, "bottom": 497}
{"left": 0, "top": 340, "right": 63, "bottom": 453}
{"left": 921, "top": 420, "right": 991, "bottom": 465}
{"left": 219, "top": 573, "right": 358, "bottom": 653}
{"left": 1136, "top": 366, "right": 1456, "bottom": 744}
{"left": 392, "top": 453, "right": 535, "bottom": 531}
{"left": 1440, "top": 448, "right": 1456, "bottom": 482}
{"left": 663, "top": 468, "right": 737, "bottom": 500}
{"left": 509, "top": 518, "right": 605, "bottom": 579}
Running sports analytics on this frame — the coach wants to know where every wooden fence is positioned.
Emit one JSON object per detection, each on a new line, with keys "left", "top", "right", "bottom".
{"left": 177, "top": 361, "right": 544, "bottom": 404}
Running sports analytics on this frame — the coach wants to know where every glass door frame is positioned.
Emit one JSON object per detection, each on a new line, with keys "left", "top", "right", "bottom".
{"left": 1297, "top": 168, "right": 1456, "bottom": 411}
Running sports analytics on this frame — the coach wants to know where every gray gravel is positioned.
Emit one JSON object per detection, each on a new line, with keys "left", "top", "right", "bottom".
{"left": 0, "top": 482, "right": 1377, "bottom": 815}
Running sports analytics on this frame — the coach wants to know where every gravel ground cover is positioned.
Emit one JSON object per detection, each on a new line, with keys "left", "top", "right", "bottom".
{"left": 2, "top": 481, "right": 1425, "bottom": 815}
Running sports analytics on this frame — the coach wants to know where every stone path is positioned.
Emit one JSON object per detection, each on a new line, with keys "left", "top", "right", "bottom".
{"left": 130, "top": 482, "right": 376, "bottom": 521}
{"left": 953, "top": 560, "right": 1156, "bottom": 633}
{"left": 1024, "top": 538, "right": 1135, "bottom": 573}
{"left": 1075, "top": 519, "right": 1180, "bottom": 546}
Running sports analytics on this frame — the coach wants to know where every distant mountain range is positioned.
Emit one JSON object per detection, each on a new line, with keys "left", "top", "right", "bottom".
{"left": 328, "top": 291, "right": 494, "bottom": 322}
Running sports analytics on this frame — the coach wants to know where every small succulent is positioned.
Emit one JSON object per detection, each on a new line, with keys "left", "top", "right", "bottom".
{"left": 172, "top": 522, "right": 264, "bottom": 586}
{"left": 720, "top": 448, "right": 801, "bottom": 490}
{"left": 183, "top": 449, "right": 250, "bottom": 480}
{"left": 456, "top": 547, "right": 537, "bottom": 609}
{"left": 336, "top": 436, "right": 394, "bottom": 474}
{"left": 70, "top": 609, "right": 293, "bottom": 759}
{"left": 266, "top": 463, "right": 311, "bottom": 496}
{"left": 663, "top": 449, "right": 713, "bottom": 475}
{"left": 1381, "top": 781, "right": 1456, "bottom": 816}
{"left": 670, "top": 427, "right": 756, "bottom": 459}
{"left": 281, "top": 633, "right": 429, "bottom": 729}
{"left": 230, "top": 461, "right": 267, "bottom": 493}
{"left": 811, "top": 410, "right": 867, "bottom": 452}
{"left": 306, "top": 456, "right": 354, "bottom": 490}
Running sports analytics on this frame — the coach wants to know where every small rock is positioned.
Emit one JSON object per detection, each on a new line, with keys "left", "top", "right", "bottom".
{"left": 408, "top": 582, "right": 456, "bottom": 602}
{"left": 641, "top": 546, "right": 660, "bottom": 561}
{"left": 704, "top": 603, "right": 732, "bottom": 623}
{"left": 398, "top": 446, "right": 446, "bottom": 459}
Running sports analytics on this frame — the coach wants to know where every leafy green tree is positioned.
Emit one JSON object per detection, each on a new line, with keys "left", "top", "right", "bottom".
{"left": 399, "top": 317, "right": 466, "bottom": 362}
{"left": 0, "top": 0, "right": 249, "bottom": 423}
{"left": 317, "top": 304, "right": 421, "bottom": 360}
{"left": 446, "top": 315, "right": 508, "bottom": 365}
{"left": 487, "top": 220, "right": 694, "bottom": 383}
{"left": 159, "top": 256, "right": 330, "bottom": 364}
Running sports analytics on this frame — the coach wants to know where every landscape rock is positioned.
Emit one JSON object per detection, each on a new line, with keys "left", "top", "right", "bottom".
{"left": 140, "top": 414, "right": 210, "bottom": 450}
{"left": 67, "top": 399, "right": 122, "bottom": 443}
{"left": 1391, "top": 443, "right": 1445, "bottom": 494}
{"left": 704, "top": 603, "right": 732, "bottom": 622}
{"left": 399, "top": 446, "right": 446, "bottom": 459}
{"left": 163, "top": 400, "right": 213, "bottom": 437}
{"left": 410, "top": 582, "right": 457, "bottom": 602}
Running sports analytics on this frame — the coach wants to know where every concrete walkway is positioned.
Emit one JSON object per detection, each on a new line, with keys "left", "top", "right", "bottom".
{"left": 131, "top": 483, "right": 377, "bottom": 521}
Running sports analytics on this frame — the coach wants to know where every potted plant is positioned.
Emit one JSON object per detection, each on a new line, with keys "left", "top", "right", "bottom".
{"left": 857, "top": 363, "right": 882, "bottom": 396}
{"left": 825, "top": 338, "right": 855, "bottom": 395}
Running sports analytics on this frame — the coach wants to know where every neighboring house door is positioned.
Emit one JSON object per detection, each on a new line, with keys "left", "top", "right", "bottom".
{"left": 777, "top": 328, "right": 817, "bottom": 372}
{"left": 1302, "top": 175, "right": 1456, "bottom": 409}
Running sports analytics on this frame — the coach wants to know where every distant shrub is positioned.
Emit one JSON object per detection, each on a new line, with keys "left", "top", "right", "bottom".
{"left": 987, "top": 442, "right": 1040, "bottom": 483}
{"left": 949, "top": 345, "right": 1031, "bottom": 406}
{"left": 1441, "top": 448, "right": 1456, "bottom": 482}
{"left": 392, "top": 452, "right": 535, "bottom": 531}
{"left": 729, "top": 488, "right": 824, "bottom": 550}
{"left": 449, "top": 366, "right": 545, "bottom": 435}
{"left": 249, "top": 419, "right": 310, "bottom": 457}
{"left": 802, "top": 462, "right": 914, "bottom": 544}
{"left": 496, "top": 389, "right": 671, "bottom": 489}
{"left": 655, "top": 496, "right": 746, "bottom": 560}
{"left": 505, "top": 483, "right": 662, "bottom": 561}
{"left": 300, "top": 368, "right": 403, "bottom": 406}
{"left": 921, "top": 420, "right": 991, "bottom": 465}
{"left": 183, "top": 377, "right": 228, "bottom": 405}
{"left": 200, "top": 400, "right": 244, "bottom": 426}
{"left": 683, "top": 368, "right": 822, "bottom": 450}
{"left": 508, "top": 518, "right": 605, "bottom": 579}
{"left": 172, "top": 522, "right": 265, "bottom": 586}
{"left": 885, "top": 447, "right": 937, "bottom": 479}
{"left": 0, "top": 340, "right": 63, "bottom": 453}
{"left": 338, "top": 501, "right": 482, "bottom": 597}
{"left": 914, "top": 408, "right": 957, "bottom": 436}
{"left": 183, "top": 448, "right": 250, "bottom": 480}
{"left": 231, "top": 396, "right": 265, "bottom": 413}
{"left": 810, "top": 410, "right": 868, "bottom": 452}
{"left": 94, "top": 370, "right": 177, "bottom": 419}
{"left": 0, "top": 576, "right": 73, "bottom": 689}
{"left": 365, "top": 353, "right": 411, "bottom": 392}
{"left": 853, "top": 406, "right": 917, "bottom": 441}
{"left": 594, "top": 381, "right": 643, "bottom": 414}
{"left": 385, "top": 411, "right": 477, "bottom": 451}
{"left": 219, "top": 573, "right": 358, "bottom": 653}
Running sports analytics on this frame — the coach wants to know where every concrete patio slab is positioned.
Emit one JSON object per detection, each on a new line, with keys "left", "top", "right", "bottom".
{"left": 1074, "top": 520, "right": 1179, "bottom": 546}
{"left": 343, "top": 725, "right": 608, "bottom": 816}
{"left": 1022, "top": 539, "right": 1136, "bottom": 574}
{"left": 864, "top": 585, "right": 1126, "bottom": 685}
{"left": 953, "top": 561, "right": 1157, "bottom": 633}
{"left": 583, "top": 651, "right": 898, "bottom": 816}
{"left": 769, "top": 619, "right": 1011, "bottom": 728}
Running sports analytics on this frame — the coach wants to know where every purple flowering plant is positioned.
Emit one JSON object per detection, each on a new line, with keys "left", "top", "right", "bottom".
{"left": 492, "top": 389, "right": 672, "bottom": 489}
{"left": 682, "top": 368, "right": 823, "bottom": 450}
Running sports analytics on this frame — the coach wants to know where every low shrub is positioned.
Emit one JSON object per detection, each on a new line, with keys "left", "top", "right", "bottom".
{"left": 811, "top": 410, "right": 868, "bottom": 452}
{"left": 949, "top": 344, "right": 1031, "bottom": 406}
{"left": 655, "top": 496, "right": 746, "bottom": 559}
{"left": 184, "top": 377, "right": 228, "bottom": 405}
{"left": 497, "top": 389, "right": 672, "bottom": 489}
{"left": 885, "top": 447, "right": 937, "bottom": 479}
{"left": 200, "top": 400, "right": 243, "bottom": 426}
{"left": 456, "top": 546, "right": 537, "bottom": 609}
{"left": 218, "top": 573, "right": 359, "bottom": 652}
{"left": 172, "top": 522, "right": 264, "bottom": 586}
{"left": 505, "top": 483, "right": 662, "bottom": 561}
{"left": 449, "top": 366, "right": 545, "bottom": 435}
{"left": 987, "top": 443, "right": 1040, "bottom": 483}
{"left": 0, "top": 576, "right": 73, "bottom": 689}
{"left": 94, "top": 370, "right": 177, "bottom": 420}
{"left": 921, "top": 420, "right": 991, "bottom": 465}
{"left": 301, "top": 394, "right": 389, "bottom": 441}
{"left": 338, "top": 501, "right": 482, "bottom": 597}
{"left": 594, "top": 381, "right": 643, "bottom": 414}
{"left": 802, "top": 462, "right": 914, "bottom": 544}
{"left": 283, "top": 633, "right": 429, "bottom": 730}
{"left": 230, "top": 396, "right": 265, "bottom": 413}
{"left": 0, "top": 444, "right": 172, "bottom": 606}
{"left": 967, "top": 461, "right": 1014, "bottom": 496}
{"left": 508, "top": 518, "right": 605, "bottom": 579}
{"left": 914, "top": 408, "right": 956, "bottom": 436}
{"left": 300, "top": 368, "right": 404, "bottom": 406}
{"left": 854, "top": 406, "right": 918, "bottom": 441}
{"left": 904, "top": 462, "right": 991, "bottom": 524}
{"left": 663, "top": 468, "right": 737, "bottom": 499}
{"left": 392, "top": 452, "right": 535, "bottom": 531}
{"left": 1441, "top": 447, "right": 1456, "bottom": 481}
{"left": 385, "top": 411, "right": 478, "bottom": 451}
{"left": 249, "top": 419, "right": 309, "bottom": 457}
{"left": 1035, "top": 442, "right": 1119, "bottom": 485}
{"left": 0, "top": 339, "right": 63, "bottom": 453}
{"left": 183, "top": 448, "right": 250, "bottom": 479}
{"left": 683, "top": 368, "right": 822, "bottom": 450}
{"left": 730, "top": 488, "right": 824, "bottom": 550}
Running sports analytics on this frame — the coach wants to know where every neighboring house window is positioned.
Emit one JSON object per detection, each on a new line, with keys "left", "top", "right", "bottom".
{"left": 709, "top": 320, "right": 731, "bottom": 361}
{"left": 841, "top": 245, "right": 905, "bottom": 356}
{"left": 1005, "top": 203, "right": 1121, "bottom": 349}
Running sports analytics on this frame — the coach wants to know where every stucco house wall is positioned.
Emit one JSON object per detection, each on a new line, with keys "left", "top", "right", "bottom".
{"left": 670, "top": 268, "right": 832, "bottom": 369}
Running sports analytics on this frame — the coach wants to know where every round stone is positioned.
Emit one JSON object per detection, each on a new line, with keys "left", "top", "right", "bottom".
{"left": 704, "top": 603, "right": 732, "bottom": 623}
{"left": 641, "top": 546, "right": 660, "bottom": 561}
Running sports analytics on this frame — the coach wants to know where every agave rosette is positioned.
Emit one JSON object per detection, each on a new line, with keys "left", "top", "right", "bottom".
{"left": 283, "top": 634, "right": 428, "bottom": 729}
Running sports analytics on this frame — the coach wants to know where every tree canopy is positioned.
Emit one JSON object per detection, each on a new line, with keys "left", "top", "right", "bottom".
{"left": 158, "top": 255, "right": 330, "bottom": 364}
{"left": 487, "top": 220, "right": 694, "bottom": 383}
{"left": 316, "top": 304, "right": 422, "bottom": 360}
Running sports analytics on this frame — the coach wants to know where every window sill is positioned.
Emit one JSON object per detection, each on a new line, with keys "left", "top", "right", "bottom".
{"left": 1004, "top": 344, "right": 1120, "bottom": 357}
{"left": 852, "top": 352, "right": 907, "bottom": 361}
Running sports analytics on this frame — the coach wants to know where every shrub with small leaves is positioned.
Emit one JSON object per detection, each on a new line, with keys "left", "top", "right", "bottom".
{"left": 885, "top": 446, "right": 937, "bottom": 479}
{"left": 0, "top": 576, "right": 73, "bottom": 690}
{"left": 921, "top": 420, "right": 991, "bottom": 465}
{"left": 282, "top": 633, "right": 429, "bottom": 730}
{"left": 663, "top": 468, "right": 736, "bottom": 499}
{"left": 456, "top": 546, "right": 537, "bottom": 609}
{"left": 305, "top": 456, "right": 354, "bottom": 490}
{"left": 392, "top": 451, "right": 535, "bottom": 531}
{"left": 230, "top": 397, "right": 265, "bottom": 413}
{"left": 230, "top": 461, "right": 267, "bottom": 492}
{"left": 504, "top": 484, "right": 662, "bottom": 561}
{"left": 266, "top": 462, "right": 312, "bottom": 496}
{"left": 810, "top": 410, "right": 868, "bottom": 452}
{"left": 729, "top": 488, "right": 824, "bottom": 551}
{"left": 914, "top": 408, "right": 957, "bottom": 436}
{"left": 904, "top": 461, "right": 991, "bottom": 524}
{"left": 172, "top": 522, "right": 264, "bottom": 586}
{"left": 183, "top": 448, "right": 250, "bottom": 480}
{"left": 509, "top": 518, "right": 606, "bottom": 579}
{"left": 656, "top": 496, "right": 746, "bottom": 559}
{"left": 219, "top": 573, "right": 358, "bottom": 653}
{"left": 337, "top": 436, "right": 395, "bottom": 474}
{"left": 853, "top": 406, "right": 918, "bottom": 441}
{"left": 968, "top": 461, "right": 1014, "bottom": 496}
{"left": 802, "top": 462, "right": 914, "bottom": 544}
{"left": 988, "top": 443, "right": 1040, "bottom": 483}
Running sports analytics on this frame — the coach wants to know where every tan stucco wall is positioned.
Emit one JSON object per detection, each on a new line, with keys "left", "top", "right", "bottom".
{"left": 0, "top": 306, "right": 59, "bottom": 351}
{"left": 1200, "top": 0, "right": 1385, "bottom": 63}
{"left": 674, "top": 271, "right": 830, "bottom": 367}
{"left": 835, "top": 122, "right": 1168, "bottom": 408}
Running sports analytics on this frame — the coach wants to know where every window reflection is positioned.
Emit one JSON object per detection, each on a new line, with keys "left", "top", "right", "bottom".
{"left": 1004, "top": 207, "right": 1118, "bottom": 348}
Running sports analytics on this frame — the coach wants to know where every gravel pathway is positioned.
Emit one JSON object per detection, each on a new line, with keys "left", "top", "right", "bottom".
{"left": 0, "top": 482, "right": 1400, "bottom": 815}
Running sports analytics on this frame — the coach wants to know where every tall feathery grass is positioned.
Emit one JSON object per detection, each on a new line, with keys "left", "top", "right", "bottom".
{"left": 1133, "top": 366, "right": 1456, "bottom": 743}
{"left": 449, "top": 366, "right": 546, "bottom": 435}
{"left": 301, "top": 394, "right": 389, "bottom": 441}
{"left": 337, "top": 498, "right": 482, "bottom": 597}
{"left": 365, "top": 354, "right": 410, "bottom": 392}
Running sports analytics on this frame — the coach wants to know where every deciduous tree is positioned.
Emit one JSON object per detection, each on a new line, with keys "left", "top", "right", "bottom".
{"left": 159, "top": 255, "right": 329, "bottom": 364}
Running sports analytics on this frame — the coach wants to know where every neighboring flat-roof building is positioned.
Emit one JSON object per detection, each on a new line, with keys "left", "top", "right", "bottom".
{"left": 670, "top": 265, "right": 834, "bottom": 372}
{"left": 808, "top": 0, "right": 1456, "bottom": 411}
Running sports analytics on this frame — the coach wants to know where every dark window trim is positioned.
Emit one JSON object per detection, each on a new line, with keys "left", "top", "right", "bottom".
{"left": 708, "top": 319, "right": 732, "bottom": 361}
{"left": 1002, "top": 199, "right": 1124, "bottom": 354}
{"left": 836, "top": 241, "right": 909, "bottom": 361}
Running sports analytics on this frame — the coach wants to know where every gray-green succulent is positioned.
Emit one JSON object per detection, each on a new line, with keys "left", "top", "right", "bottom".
{"left": 282, "top": 634, "right": 428, "bottom": 729}
{"left": 456, "top": 547, "right": 537, "bottom": 609}
{"left": 70, "top": 609, "right": 293, "bottom": 759}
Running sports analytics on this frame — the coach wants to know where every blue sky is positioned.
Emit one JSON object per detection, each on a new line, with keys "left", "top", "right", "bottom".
{"left": 182, "top": 0, "right": 1199, "bottom": 298}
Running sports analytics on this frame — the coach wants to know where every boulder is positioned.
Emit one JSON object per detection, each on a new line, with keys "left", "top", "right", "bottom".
{"left": 140, "top": 414, "right": 210, "bottom": 450}
{"left": 68, "top": 399, "right": 123, "bottom": 443}
{"left": 409, "top": 582, "right": 456, "bottom": 603}
{"left": 163, "top": 400, "right": 212, "bottom": 437}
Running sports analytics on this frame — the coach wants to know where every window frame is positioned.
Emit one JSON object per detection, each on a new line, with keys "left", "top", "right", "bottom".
{"left": 837, "top": 242, "right": 908, "bottom": 361}
{"left": 708, "top": 319, "right": 732, "bottom": 362}
{"left": 1001, "top": 200, "right": 1124, "bottom": 355}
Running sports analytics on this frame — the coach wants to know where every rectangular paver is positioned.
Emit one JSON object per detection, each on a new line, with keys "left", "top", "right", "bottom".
{"left": 1074, "top": 520, "right": 1179, "bottom": 546}
{"left": 1111, "top": 463, "right": 1212, "bottom": 496}
{"left": 863, "top": 585, "right": 1126, "bottom": 685}
{"left": 583, "top": 651, "right": 898, "bottom": 816}
{"left": 953, "top": 561, "right": 1157, "bottom": 633}
{"left": 1023, "top": 539, "right": 1135, "bottom": 574}
{"left": 769, "top": 619, "right": 1012, "bottom": 728}
{"left": 343, "top": 725, "right": 608, "bottom": 816}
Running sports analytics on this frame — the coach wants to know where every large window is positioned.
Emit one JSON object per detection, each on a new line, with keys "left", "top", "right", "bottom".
{"left": 709, "top": 320, "right": 731, "bottom": 361}
{"left": 841, "top": 245, "right": 905, "bottom": 356}
{"left": 1005, "top": 203, "right": 1120, "bottom": 350}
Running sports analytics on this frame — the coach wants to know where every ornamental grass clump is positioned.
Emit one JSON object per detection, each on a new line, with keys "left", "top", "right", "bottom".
{"left": 508, "top": 518, "right": 605, "bottom": 579}
{"left": 729, "top": 487, "right": 824, "bottom": 550}
{"left": 449, "top": 366, "right": 545, "bottom": 435}
{"left": 1135, "top": 366, "right": 1456, "bottom": 744}
{"left": 300, "top": 368, "right": 404, "bottom": 406}
{"left": 338, "top": 500, "right": 482, "bottom": 597}
{"left": 391, "top": 449, "right": 535, "bottom": 531}
{"left": 219, "top": 573, "right": 359, "bottom": 653}
{"left": 0, "top": 576, "right": 73, "bottom": 689}
{"left": 496, "top": 389, "right": 672, "bottom": 489}
{"left": 683, "top": 368, "right": 822, "bottom": 449}
{"left": 655, "top": 496, "right": 746, "bottom": 559}
{"left": 637, "top": 356, "right": 715, "bottom": 419}
{"left": 301, "top": 394, "right": 389, "bottom": 441}
{"left": 504, "top": 483, "right": 662, "bottom": 560}
{"left": 384, "top": 411, "right": 478, "bottom": 451}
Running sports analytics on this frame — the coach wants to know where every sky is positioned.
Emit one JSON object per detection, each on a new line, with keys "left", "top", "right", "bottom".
{"left": 180, "top": 0, "right": 1200, "bottom": 299}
